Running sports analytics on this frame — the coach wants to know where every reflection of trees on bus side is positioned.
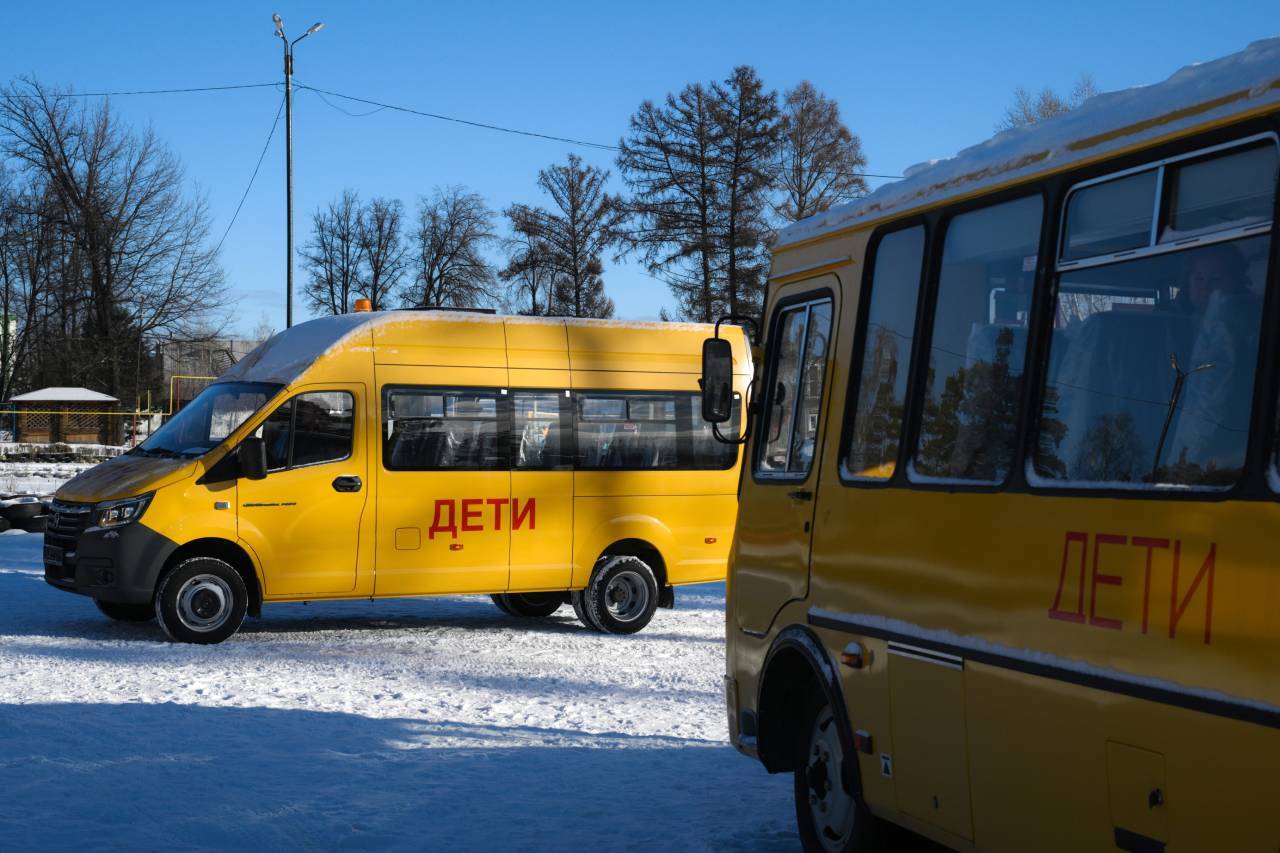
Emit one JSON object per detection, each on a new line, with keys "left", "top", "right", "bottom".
{"left": 848, "top": 326, "right": 905, "bottom": 474}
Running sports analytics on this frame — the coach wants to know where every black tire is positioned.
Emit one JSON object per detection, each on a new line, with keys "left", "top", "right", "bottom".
{"left": 499, "top": 592, "right": 562, "bottom": 618}
{"left": 490, "top": 593, "right": 516, "bottom": 615}
{"left": 95, "top": 598, "right": 156, "bottom": 622}
{"left": 794, "top": 695, "right": 880, "bottom": 853}
{"left": 19, "top": 515, "right": 47, "bottom": 533}
{"left": 570, "top": 590, "right": 599, "bottom": 630}
{"left": 583, "top": 555, "right": 659, "bottom": 635}
{"left": 154, "top": 556, "right": 247, "bottom": 645}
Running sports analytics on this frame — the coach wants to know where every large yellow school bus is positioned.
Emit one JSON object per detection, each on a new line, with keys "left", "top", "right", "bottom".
{"left": 702, "top": 39, "right": 1280, "bottom": 852}
{"left": 43, "top": 310, "right": 750, "bottom": 643}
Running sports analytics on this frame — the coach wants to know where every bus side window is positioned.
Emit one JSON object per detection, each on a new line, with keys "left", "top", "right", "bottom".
{"left": 845, "top": 225, "right": 925, "bottom": 479}
{"left": 757, "top": 299, "right": 833, "bottom": 478}
{"left": 383, "top": 388, "right": 503, "bottom": 471}
{"left": 910, "top": 195, "right": 1043, "bottom": 484}
{"left": 513, "top": 391, "right": 565, "bottom": 469}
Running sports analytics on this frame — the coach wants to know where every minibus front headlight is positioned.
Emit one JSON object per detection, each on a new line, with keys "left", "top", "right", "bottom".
{"left": 95, "top": 494, "right": 153, "bottom": 529}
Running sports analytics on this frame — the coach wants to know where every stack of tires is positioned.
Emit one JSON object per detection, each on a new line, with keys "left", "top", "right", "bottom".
{"left": 0, "top": 495, "right": 50, "bottom": 533}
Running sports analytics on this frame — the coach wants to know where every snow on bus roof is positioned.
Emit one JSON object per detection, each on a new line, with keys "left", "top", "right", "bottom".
{"left": 216, "top": 311, "right": 729, "bottom": 386}
{"left": 776, "top": 36, "right": 1280, "bottom": 250}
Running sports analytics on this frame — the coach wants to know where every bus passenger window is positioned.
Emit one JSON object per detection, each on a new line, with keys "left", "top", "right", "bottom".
{"left": 383, "top": 389, "right": 503, "bottom": 471}
{"left": 758, "top": 299, "right": 834, "bottom": 478}
{"left": 845, "top": 226, "right": 924, "bottom": 479}
{"left": 1034, "top": 236, "right": 1271, "bottom": 488}
{"left": 513, "top": 392, "right": 564, "bottom": 469}
{"left": 576, "top": 393, "right": 678, "bottom": 469}
{"left": 690, "top": 393, "right": 740, "bottom": 469}
{"left": 911, "top": 195, "right": 1042, "bottom": 483}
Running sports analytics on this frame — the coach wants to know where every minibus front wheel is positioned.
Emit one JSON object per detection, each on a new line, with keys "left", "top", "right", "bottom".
{"left": 154, "top": 556, "right": 248, "bottom": 645}
{"left": 94, "top": 599, "right": 155, "bottom": 622}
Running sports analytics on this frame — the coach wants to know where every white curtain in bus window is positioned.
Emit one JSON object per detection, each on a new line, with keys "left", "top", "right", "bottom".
{"left": 384, "top": 389, "right": 502, "bottom": 470}
{"left": 1061, "top": 170, "right": 1156, "bottom": 262}
{"left": 846, "top": 226, "right": 925, "bottom": 479}
{"left": 911, "top": 195, "right": 1043, "bottom": 483}
{"left": 1034, "top": 234, "right": 1272, "bottom": 488}
{"left": 513, "top": 392, "right": 563, "bottom": 468}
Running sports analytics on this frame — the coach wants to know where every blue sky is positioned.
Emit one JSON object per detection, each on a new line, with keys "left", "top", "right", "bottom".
{"left": 1, "top": 2, "right": 1274, "bottom": 335}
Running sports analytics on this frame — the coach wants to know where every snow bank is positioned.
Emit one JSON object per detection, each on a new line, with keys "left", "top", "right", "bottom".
{"left": 777, "top": 37, "right": 1280, "bottom": 249}
{"left": 0, "top": 537, "right": 792, "bottom": 850}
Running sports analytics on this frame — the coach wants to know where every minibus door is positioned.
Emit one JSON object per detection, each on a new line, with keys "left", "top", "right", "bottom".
{"left": 734, "top": 284, "right": 837, "bottom": 635}
{"left": 237, "top": 385, "right": 367, "bottom": 596}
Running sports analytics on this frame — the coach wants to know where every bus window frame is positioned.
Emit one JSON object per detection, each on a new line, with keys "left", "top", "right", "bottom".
{"left": 380, "top": 384, "right": 512, "bottom": 473}
{"left": 510, "top": 388, "right": 575, "bottom": 472}
{"left": 572, "top": 388, "right": 740, "bottom": 472}
{"left": 837, "top": 218, "right": 931, "bottom": 487}
{"left": 751, "top": 286, "right": 836, "bottom": 485}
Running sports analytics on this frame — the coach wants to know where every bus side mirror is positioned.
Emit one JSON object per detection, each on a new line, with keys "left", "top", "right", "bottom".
{"left": 240, "top": 437, "right": 268, "bottom": 481}
{"left": 701, "top": 337, "right": 734, "bottom": 424}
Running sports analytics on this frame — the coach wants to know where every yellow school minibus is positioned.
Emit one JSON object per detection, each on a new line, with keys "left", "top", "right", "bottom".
{"left": 43, "top": 310, "right": 750, "bottom": 643}
{"left": 701, "top": 39, "right": 1280, "bottom": 852}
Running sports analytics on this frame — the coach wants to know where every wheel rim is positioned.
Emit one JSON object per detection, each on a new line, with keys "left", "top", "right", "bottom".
{"left": 604, "top": 569, "right": 649, "bottom": 623}
{"left": 175, "top": 574, "right": 234, "bottom": 633}
{"left": 805, "top": 706, "right": 857, "bottom": 851}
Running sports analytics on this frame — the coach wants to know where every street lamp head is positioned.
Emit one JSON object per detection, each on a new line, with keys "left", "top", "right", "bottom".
{"left": 272, "top": 13, "right": 285, "bottom": 39}
{"left": 304, "top": 22, "right": 325, "bottom": 36}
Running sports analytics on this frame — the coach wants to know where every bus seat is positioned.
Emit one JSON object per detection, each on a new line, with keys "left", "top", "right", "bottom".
{"left": 963, "top": 323, "right": 1027, "bottom": 374}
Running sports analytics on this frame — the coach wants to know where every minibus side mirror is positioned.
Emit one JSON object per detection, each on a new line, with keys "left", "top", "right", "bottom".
{"left": 700, "top": 337, "right": 734, "bottom": 424}
{"left": 240, "top": 437, "right": 268, "bottom": 481}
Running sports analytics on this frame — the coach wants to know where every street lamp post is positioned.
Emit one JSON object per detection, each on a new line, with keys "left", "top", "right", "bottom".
{"left": 273, "top": 14, "right": 325, "bottom": 329}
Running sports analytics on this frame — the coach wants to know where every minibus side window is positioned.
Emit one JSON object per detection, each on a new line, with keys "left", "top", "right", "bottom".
{"left": 910, "top": 195, "right": 1043, "bottom": 484}
{"left": 253, "top": 391, "right": 354, "bottom": 471}
{"left": 690, "top": 393, "right": 740, "bottom": 469}
{"left": 845, "top": 226, "right": 925, "bottom": 479}
{"left": 383, "top": 388, "right": 504, "bottom": 471}
{"left": 576, "top": 393, "right": 679, "bottom": 469}
{"left": 513, "top": 392, "right": 565, "bottom": 469}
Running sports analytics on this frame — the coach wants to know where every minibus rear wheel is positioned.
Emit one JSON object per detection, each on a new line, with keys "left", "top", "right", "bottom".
{"left": 794, "top": 696, "right": 878, "bottom": 852}
{"left": 94, "top": 599, "right": 155, "bottom": 622}
{"left": 583, "top": 555, "right": 659, "bottom": 635}
{"left": 497, "top": 593, "right": 563, "bottom": 618}
{"left": 154, "top": 557, "right": 248, "bottom": 645}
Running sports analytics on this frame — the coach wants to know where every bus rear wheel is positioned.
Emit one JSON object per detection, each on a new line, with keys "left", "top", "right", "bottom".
{"left": 583, "top": 555, "right": 658, "bottom": 634}
{"left": 154, "top": 557, "right": 248, "bottom": 645}
{"left": 94, "top": 599, "right": 155, "bottom": 622}
{"left": 493, "top": 592, "right": 562, "bottom": 618}
{"left": 794, "top": 697, "right": 879, "bottom": 853}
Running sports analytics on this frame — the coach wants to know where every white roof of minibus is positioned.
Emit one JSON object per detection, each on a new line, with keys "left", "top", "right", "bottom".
{"left": 776, "top": 36, "right": 1280, "bottom": 251}
{"left": 217, "top": 311, "right": 729, "bottom": 387}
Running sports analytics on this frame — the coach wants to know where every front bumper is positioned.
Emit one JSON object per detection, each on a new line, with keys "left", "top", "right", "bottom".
{"left": 43, "top": 504, "right": 177, "bottom": 604}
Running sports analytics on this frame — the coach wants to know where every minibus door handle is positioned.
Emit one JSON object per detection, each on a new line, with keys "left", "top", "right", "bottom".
{"left": 332, "top": 475, "right": 363, "bottom": 493}
{"left": 788, "top": 489, "right": 813, "bottom": 501}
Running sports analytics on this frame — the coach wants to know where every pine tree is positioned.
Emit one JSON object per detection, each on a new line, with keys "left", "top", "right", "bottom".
{"left": 529, "top": 154, "right": 619, "bottom": 319}
{"left": 775, "top": 81, "right": 868, "bottom": 222}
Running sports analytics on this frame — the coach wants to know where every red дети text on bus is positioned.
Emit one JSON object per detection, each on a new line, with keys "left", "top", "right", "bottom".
{"left": 428, "top": 498, "right": 536, "bottom": 539}
{"left": 1048, "top": 531, "right": 1215, "bottom": 644}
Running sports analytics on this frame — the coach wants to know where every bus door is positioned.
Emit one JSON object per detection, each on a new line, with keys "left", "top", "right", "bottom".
{"left": 375, "top": 384, "right": 510, "bottom": 596}
{"left": 237, "top": 385, "right": 367, "bottom": 596}
{"left": 507, "top": 388, "right": 574, "bottom": 591}
{"left": 735, "top": 283, "right": 837, "bottom": 635}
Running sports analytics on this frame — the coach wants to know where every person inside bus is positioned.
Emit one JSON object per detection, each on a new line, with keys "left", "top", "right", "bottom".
{"left": 1166, "top": 241, "right": 1263, "bottom": 479}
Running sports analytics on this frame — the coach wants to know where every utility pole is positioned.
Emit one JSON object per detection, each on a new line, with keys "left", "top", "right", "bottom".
{"left": 273, "top": 14, "right": 325, "bottom": 328}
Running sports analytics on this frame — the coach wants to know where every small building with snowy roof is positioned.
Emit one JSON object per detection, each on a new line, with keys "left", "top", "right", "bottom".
{"left": 7, "top": 387, "right": 122, "bottom": 445}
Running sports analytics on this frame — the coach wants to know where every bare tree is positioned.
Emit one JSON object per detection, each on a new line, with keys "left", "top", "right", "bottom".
{"left": 402, "top": 186, "right": 496, "bottom": 309}
{"left": 999, "top": 73, "right": 1099, "bottom": 131}
{"left": 527, "top": 154, "right": 619, "bottom": 319}
{"left": 301, "top": 190, "right": 363, "bottom": 316}
{"left": 0, "top": 79, "right": 228, "bottom": 402}
{"left": 500, "top": 204, "right": 556, "bottom": 315}
{"left": 775, "top": 81, "right": 868, "bottom": 222}
{"left": 356, "top": 196, "right": 405, "bottom": 310}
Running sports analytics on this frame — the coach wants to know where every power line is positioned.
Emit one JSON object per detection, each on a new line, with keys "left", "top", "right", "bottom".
{"left": 6, "top": 82, "right": 279, "bottom": 99}
{"left": 215, "top": 95, "right": 286, "bottom": 255}
{"left": 296, "top": 82, "right": 619, "bottom": 151}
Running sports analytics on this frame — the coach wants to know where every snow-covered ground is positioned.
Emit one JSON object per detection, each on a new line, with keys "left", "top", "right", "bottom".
{"left": 0, "top": 535, "right": 795, "bottom": 851}
{"left": 0, "top": 461, "right": 96, "bottom": 496}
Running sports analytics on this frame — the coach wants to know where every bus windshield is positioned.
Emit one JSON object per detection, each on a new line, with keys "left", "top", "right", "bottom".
{"left": 134, "top": 381, "right": 284, "bottom": 459}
